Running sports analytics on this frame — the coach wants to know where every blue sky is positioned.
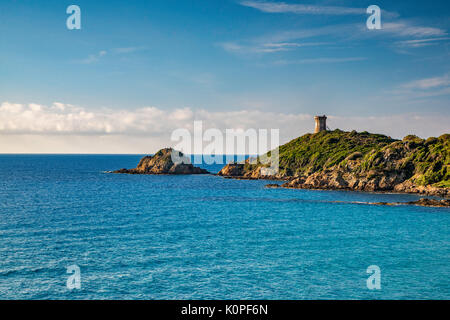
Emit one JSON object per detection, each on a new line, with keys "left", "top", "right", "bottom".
{"left": 0, "top": 0, "right": 449, "bottom": 152}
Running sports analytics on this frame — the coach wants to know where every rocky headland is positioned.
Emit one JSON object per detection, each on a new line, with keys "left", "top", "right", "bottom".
{"left": 218, "top": 130, "right": 449, "bottom": 198}
{"left": 114, "top": 148, "right": 209, "bottom": 175}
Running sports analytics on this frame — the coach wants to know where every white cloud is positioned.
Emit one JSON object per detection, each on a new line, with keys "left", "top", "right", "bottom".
{"left": 0, "top": 102, "right": 177, "bottom": 135}
{"left": 381, "top": 22, "right": 447, "bottom": 38}
{"left": 395, "top": 37, "right": 450, "bottom": 48}
{"left": 0, "top": 101, "right": 448, "bottom": 153}
{"left": 273, "top": 21, "right": 447, "bottom": 42}
{"left": 223, "top": 1, "right": 448, "bottom": 56}
{"left": 0, "top": 102, "right": 307, "bottom": 137}
{"left": 76, "top": 47, "right": 145, "bottom": 64}
{"left": 391, "top": 75, "right": 450, "bottom": 98}
{"left": 274, "top": 57, "right": 367, "bottom": 65}
{"left": 79, "top": 50, "right": 108, "bottom": 64}
{"left": 239, "top": 1, "right": 364, "bottom": 15}
{"left": 239, "top": 1, "right": 400, "bottom": 19}
{"left": 218, "top": 40, "right": 329, "bottom": 54}
{"left": 402, "top": 76, "right": 450, "bottom": 90}
{"left": 219, "top": 20, "right": 448, "bottom": 58}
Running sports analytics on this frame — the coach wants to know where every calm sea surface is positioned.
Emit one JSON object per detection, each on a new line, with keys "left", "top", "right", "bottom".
{"left": 0, "top": 155, "right": 449, "bottom": 299}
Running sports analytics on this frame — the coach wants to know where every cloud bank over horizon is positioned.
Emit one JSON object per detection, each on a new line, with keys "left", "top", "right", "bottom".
{"left": 0, "top": 101, "right": 448, "bottom": 154}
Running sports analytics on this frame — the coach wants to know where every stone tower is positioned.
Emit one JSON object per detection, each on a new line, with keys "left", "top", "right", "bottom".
{"left": 314, "top": 115, "right": 327, "bottom": 133}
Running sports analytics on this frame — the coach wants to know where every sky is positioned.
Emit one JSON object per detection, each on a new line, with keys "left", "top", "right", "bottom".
{"left": 0, "top": 0, "right": 449, "bottom": 153}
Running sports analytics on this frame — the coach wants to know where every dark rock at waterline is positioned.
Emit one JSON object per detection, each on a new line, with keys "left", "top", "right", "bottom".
{"left": 405, "top": 198, "right": 450, "bottom": 207}
{"left": 372, "top": 198, "right": 450, "bottom": 207}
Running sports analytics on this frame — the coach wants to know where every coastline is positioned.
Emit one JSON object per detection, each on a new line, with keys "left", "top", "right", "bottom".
{"left": 216, "top": 174, "right": 449, "bottom": 198}
{"left": 215, "top": 175, "right": 450, "bottom": 207}
{"left": 216, "top": 130, "right": 449, "bottom": 200}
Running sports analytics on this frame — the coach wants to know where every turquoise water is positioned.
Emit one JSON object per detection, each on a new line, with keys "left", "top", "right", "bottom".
{"left": 0, "top": 155, "right": 449, "bottom": 300}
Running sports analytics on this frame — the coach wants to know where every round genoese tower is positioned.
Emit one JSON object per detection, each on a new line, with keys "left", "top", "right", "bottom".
{"left": 314, "top": 115, "right": 327, "bottom": 133}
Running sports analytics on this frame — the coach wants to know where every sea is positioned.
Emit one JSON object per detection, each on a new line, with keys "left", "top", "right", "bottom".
{"left": 0, "top": 154, "right": 449, "bottom": 300}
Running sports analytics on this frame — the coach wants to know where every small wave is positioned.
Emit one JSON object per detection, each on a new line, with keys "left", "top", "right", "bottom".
{"left": 0, "top": 265, "right": 48, "bottom": 276}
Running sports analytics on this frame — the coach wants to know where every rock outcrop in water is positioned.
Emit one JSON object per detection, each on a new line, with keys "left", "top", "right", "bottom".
{"left": 373, "top": 198, "right": 450, "bottom": 207}
{"left": 114, "top": 148, "right": 209, "bottom": 175}
{"left": 219, "top": 130, "right": 449, "bottom": 197}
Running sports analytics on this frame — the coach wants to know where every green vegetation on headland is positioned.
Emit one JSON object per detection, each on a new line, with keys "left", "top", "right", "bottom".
{"left": 276, "top": 130, "right": 395, "bottom": 176}
{"left": 218, "top": 130, "right": 449, "bottom": 197}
